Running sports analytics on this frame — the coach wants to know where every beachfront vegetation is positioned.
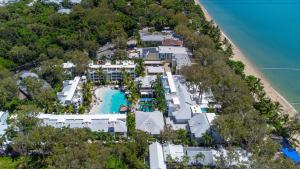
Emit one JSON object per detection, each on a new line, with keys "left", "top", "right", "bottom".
{"left": 0, "top": 0, "right": 299, "bottom": 168}
{"left": 152, "top": 75, "right": 167, "bottom": 114}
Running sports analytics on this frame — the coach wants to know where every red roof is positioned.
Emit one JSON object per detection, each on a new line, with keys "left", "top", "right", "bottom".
{"left": 162, "top": 39, "right": 183, "bottom": 46}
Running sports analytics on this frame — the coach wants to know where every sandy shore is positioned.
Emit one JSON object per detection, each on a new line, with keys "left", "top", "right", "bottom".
{"left": 195, "top": 0, "right": 298, "bottom": 117}
{"left": 89, "top": 87, "right": 110, "bottom": 114}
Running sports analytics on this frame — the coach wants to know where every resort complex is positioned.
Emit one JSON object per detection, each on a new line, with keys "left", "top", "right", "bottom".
{"left": 0, "top": 0, "right": 299, "bottom": 168}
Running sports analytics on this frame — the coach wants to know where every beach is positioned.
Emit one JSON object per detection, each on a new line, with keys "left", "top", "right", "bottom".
{"left": 195, "top": 0, "right": 298, "bottom": 117}
{"left": 89, "top": 87, "right": 110, "bottom": 114}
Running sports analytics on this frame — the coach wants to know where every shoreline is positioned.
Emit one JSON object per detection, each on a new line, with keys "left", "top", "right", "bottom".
{"left": 195, "top": 0, "right": 298, "bottom": 117}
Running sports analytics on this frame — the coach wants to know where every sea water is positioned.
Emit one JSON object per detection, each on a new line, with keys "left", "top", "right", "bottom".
{"left": 201, "top": 0, "right": 300, "bottom": 111}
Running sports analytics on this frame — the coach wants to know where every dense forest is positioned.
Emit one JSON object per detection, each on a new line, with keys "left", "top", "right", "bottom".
{"left": 0, "top": 0, "right": 300, "bottom": 168}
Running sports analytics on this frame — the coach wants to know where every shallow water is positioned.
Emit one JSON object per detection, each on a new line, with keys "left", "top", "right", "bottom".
{"left": 100, "top": 89, "right": 128, "bottom": 114}
{"left": 201, "top": 0, "right": 300, "bottom": 111}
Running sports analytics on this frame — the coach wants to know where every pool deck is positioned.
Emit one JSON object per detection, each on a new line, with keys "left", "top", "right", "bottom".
{"left": 89, "top": 86, "right": 111, "bottom": 114}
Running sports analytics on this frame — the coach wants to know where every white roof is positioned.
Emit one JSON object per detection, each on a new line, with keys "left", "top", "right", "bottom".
{"left": 147, "top": 66, "right": 165, "bottom": 74}
{"left": 37, "top": 113, "right": 127, "bottom": 122}
{"left": 166, "top": 72, "right": 176, "bottom": 93}
{"left": 149, "top": 142, "right": 167, "bottom": 169}
{"left": 158, "top": 46, "right": 188, "bottom": 55}
{"left": 206, "top": 113, "right": 216, "bottom": 124}
{"left": 172, "top": 97, "right": 180, "bottom": 105}
{"left": 163, "top": 143, "right": 184, "bottom": 161}
{"left": 135, "top": 111, "right": 165, "bottom": 135}
{"left": 190, "top": 105, "right": 201, "bottom": 115}
{"left": 89, "top": 60, "right": 136, "bottom": 69}
{"left": 144, "top": 60, "right": 163, "bottom": 65}
{"left": 58, "top": 77, "right": 80, "bottom": 103}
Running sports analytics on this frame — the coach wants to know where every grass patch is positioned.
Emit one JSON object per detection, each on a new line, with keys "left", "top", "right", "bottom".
{"left": 107, "top": 156, "right": 125, "bottom": 169}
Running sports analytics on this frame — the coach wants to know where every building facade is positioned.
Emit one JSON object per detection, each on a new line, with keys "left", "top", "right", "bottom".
{"left": 88, "top": 60, "right": 136, "bottom": 82}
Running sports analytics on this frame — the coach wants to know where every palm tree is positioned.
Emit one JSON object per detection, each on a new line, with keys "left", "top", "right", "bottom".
{"left": 202, "top": 133, "right": 213, "bottom": 146}
{"left": 194, "top": 152, "right": 205, "bottom": 166}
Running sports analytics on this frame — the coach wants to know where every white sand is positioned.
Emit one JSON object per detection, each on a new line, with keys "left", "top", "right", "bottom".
{"left": 89, "top": 87, "right": 110, "bottom": 114}
{"left": 195, "top": 0, "right": 298, "bottom": 117}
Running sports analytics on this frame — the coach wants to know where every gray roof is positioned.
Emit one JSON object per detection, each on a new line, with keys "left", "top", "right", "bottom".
{"left": 149, "top": 142, "right": 167, "bottom": 169}
{"left": 135, "top": 75, "right": 156, "bottom": 89}
{"left": 38, "top": 114, "right": 127, "bottom": 133}
{"left": 173, "top": 54, "right": 192, "bottom": 71}
{"left": 135, "top": 111, "right": 165, "bottom": 135}
{"left": 188, "top": 114, "right": 210, "bottom": 138}
{"left": 163, "top": 75, "right": 196, "bottom": 123}
{"left": 19, "top": 71, "right": 38, "bottom": 80}
{"left": 0, "top": 111, "right": 9, "bottom": 136}
{"left": 185, "top": 147, "right": 215, "bottom": 166}
{"left": 142, "top": 47, "right": 158, "bottom": 58}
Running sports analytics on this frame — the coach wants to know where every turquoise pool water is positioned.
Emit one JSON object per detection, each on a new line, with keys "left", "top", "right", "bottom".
{"left": 100, "top": 89, "right": 128, "bottom": 114}
{"left": 201, "top": 108, "right": 207, "bottom": 113}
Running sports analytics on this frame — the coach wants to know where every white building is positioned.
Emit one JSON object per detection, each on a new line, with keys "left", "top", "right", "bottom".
{"left": 135, "top": 75, "right": 157, "bottom": 98}
{"left": 149, "top": 142, "right": 167, "bottom": 169}
{"left": 0, "top": 111, "right": 9, "bottom": 136}
{"left": 163, "top": 143, "right": 185, "bottom": 162}
{"left": 57, "top": 76, "right": 83, "bottom": 111}
{"left": 88, "top": 60, "right": 136, "bottom": 82}
{"left": 37, "top": 113, "right": 127, "bottom": 135}
{"left": 135, "top": 111, "right": 165, "bottom": 135}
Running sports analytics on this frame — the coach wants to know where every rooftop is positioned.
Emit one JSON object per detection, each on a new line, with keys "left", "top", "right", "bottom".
{"left": 188, "top": 113, "right": 216, "bottom": 138}
{"left": 135, "top": 111, "right": 165, "bottom": 135}
{"left": 38, "top": 113, "right": 127, "bottom": 133}
{"left": 158, "top": 46, "right": 188, "bottom": 55}
{"left": 63, "top": 62, "right": 75, "bottom": 69}
{"left": 162, "top": 39, "right": 183, "bottom": 46}
{"left": 163, "top": 143, "right": 185, "bottom": 162}
{"left": 89, "top": 60, "right": 136, "bottom": 69}
{"left": 135, "top": 75, "right": 157, "bottom": 89}
{"left": 149, "top": 142, "right": 167, "bottom": 169}
{"left": 147, "top": 66, "right": 165, "bottom": 74}
{"left": 57, "top": 76, "right": 81, "bottom": 104}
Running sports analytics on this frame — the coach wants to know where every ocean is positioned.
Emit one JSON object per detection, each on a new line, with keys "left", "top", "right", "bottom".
{"left": 200, "top": 0, "right": 300, "bottom": 111}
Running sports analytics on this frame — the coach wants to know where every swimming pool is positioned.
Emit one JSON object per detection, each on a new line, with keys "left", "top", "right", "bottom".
{"left": 100, "top": 89, "right": 128, "bottom": 114}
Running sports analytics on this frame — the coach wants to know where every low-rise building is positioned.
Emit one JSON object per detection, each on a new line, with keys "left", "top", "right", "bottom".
{"left": 162, "top": 39, "right": 183, "bottom": 47}
{"left": 147, "top": 66, "right": 165, "bottom": 76}
{"left": 57, "top": 76, "right": 84, "bottom": 111}
{"left": 88, "top": 60, "right": 136, "bottom": 82}
{"left": 37, "top": 113, "right": 127, "bottom": 135}
{"left": 188, "top": 113, "right": 214, "bottom": 140}
{"left": 0, "top": 111, "right": 9, "bottom": 136}
{"left": 135, "top": 111, "right": 165, "bottom": 135}
{"left": 163, "top": 143, "right": 185, "bottom": 162}
{"left": 162, "top": 73, "right": 196, "bottom": 124}
{"left": 149, "top": 142, "right": 167, "bottom": 169}
{"left": 139, "top": 28, "right": 174, "bottom": 46}
{"left": 135, "top": 75, "right": 157, "bottom": 98}
{"left": 62, "top": 61, "right": 75, "bottom": 75}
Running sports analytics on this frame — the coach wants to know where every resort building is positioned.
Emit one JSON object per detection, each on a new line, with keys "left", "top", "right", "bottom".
{"left": 62, "top": 61, "right": 75, "bottom": 76}
{"left": 18, "top": 71, "right": 52, "bottom": 98}
{"left": 0, "top": 111, "right": 9, "bottom": 136}
{"left": 135, "top": 111, "right": 165, "bottom": 135}
{"left": 144, "top": 60, "right": 163, "bottom": 67}
{"left": 161, "top": 39, "right": 183, "bottom": 47}
{"left": 162, "top": 72, "right": 196, "bottom": 125}
{"left": 146, "top": 66, "right": 165, "bottom": 76}
{"left": 149, "top": 142, "right": 167, "bottom": 169}
{"left": 57, "top": 76, "right": 84, "bottom": 111}
{"left": 158, "top": 46, "right": 192, "bottom": 73}
{"left": 139, "top": 28, "right": 174, "bottom": 46}
{"left": 37, "top": 113, "right": 127, "bottom": 135}
{"left": 88, "top": 60, "right": 136, "bottom": 82}
{"left": 163, "top": 143, "right": 185, "bottom": 162}
{"left": 135, "top": 75, "right": 157, "bottom": 98}
{"left": 188, "top": 113, "right": 216, "bottom": 142}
